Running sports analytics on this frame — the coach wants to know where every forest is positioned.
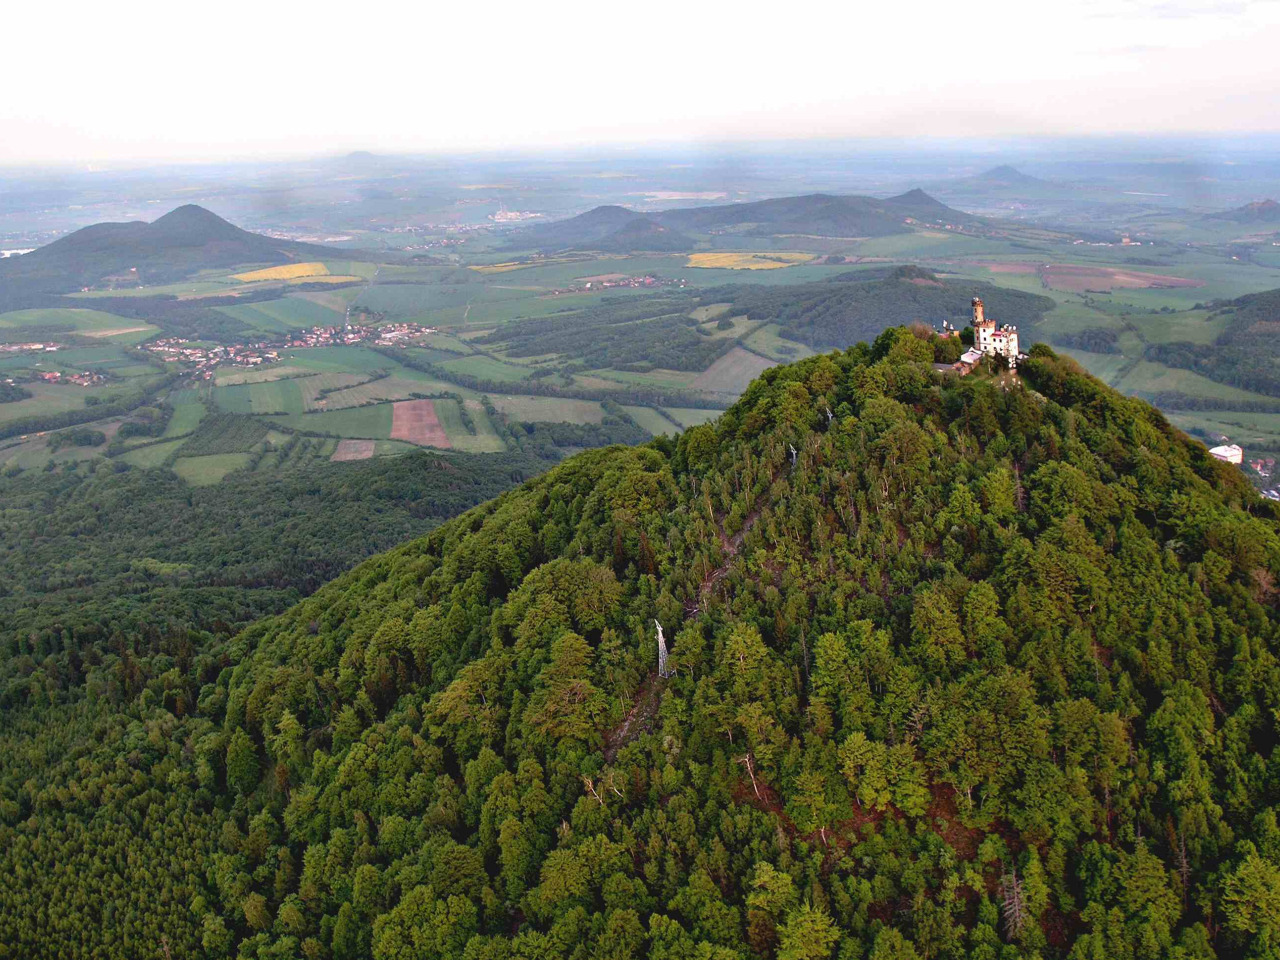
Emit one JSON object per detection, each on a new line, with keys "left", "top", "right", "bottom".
{"left": 705, "top": 269, "right": 1056, "bottom": 350}
{"left": 0, "top": 448, "right": 549, "bottom": 710}
{"left": 4, "top": 330, "right": 1280, "bottom": 960}
{"left": 1146, "top": 288, "right": 1280, "bottom": 397}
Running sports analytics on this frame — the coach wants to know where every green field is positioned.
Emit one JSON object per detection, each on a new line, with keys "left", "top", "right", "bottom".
{"left": 742, "top": 323, "right": 815, "bottom": 362}
{"left": 119, "top": 438, "right": 188, "bottom": 468}
{"left": 264, "top": 403, "right": 394, "bottom": 439}
{"left": 487, "top": 395, "right": 606, "bottom": 423}
{"left": 663, "top": 407, "right": 722, "bottom": 428}
{"left": 172, "top": 453, "right": 252, "bottom": 486}
{"left": 622, "top": 405, "right": 680, "bottom": 435}
{"left": 165, "top": 401, "right": 206, "bottom": 436}
{"left": 433, "top": 399, "right": 508, "bottom": 453}
{"left": 0, "top": 308, "right": 158, "bottom": 337}
{"left": 216, "top": 296, "right": 342, "bottom": 333}
{"left": 1114, "top": 361, "right": 1275, "bottom": 403}
{"left": 213, "top": 378, "right": 305, "bottom": 415}
{"left": 438, "top": 355, "right": 533, "bottom": 382}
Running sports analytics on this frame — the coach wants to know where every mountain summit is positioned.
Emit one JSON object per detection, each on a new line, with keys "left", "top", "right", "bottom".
{"left": 7, "top": 332, "right": 1275, "bottom": 958}
{"left": 0, "top": 205, "right": 347, "bottom": 304}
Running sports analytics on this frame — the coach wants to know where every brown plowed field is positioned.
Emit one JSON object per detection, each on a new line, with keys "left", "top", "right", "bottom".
{"left": 390, "top": 399, "right": 450, "bottom": 448}
{"left": 330, "top": 439, "right": 375, "bottom": 461}
{"left": 1040, "top": 263, "right": 1203, "bottom": 293}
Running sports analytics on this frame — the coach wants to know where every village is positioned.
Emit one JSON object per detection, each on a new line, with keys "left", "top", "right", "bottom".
{"left": 142, "top": 321, "right": 438, "bottom": 379}
{"left": 548, "top": 273, "right": 687, "bottom": 296}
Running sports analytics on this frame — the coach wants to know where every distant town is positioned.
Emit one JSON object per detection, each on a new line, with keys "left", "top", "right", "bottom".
{"left": 143, "top": 321, "right": 438, "bottom": 379}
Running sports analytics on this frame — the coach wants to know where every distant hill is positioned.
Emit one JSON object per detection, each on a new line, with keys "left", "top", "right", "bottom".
{"left": 513, "top": 190, "right": 983, "bottom": 252}
{"left": 654, "top": 190, "right": 980, "bottom": 237}
{"left": 514, "top": 205, "right": 694, "bottom": 252}
{"left": 970, "top": 164, "right": 1049, "bottom": 186}
{"left": 706, "top": 265, "right": 1055, "bottom": 349}
{"left": 0, "top": 205, "right": 349, "bottom": 308}
{"left": 1206, "top": 199, "right": 1280, "bottom": 224}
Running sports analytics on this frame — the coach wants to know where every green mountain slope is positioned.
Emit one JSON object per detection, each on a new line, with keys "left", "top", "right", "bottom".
{"left": 707, "top": 267, "right": 1055, "bottom": 350}
{"left": 4, "top": 334, "right": 1280, "bottom": 960}
{"left": 1147, "top": 286, "right": 1280, "bottom": 396}
{"left": 0, "top": 205, "right": 352, "bottom": 310}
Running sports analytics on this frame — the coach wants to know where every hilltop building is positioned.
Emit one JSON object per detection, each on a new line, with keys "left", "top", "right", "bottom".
{"left": 971, "top": 297, "right": 1021, "bottom": 366}
{"left": 1209, "top": 443, "right": 1244, "bottom": 465}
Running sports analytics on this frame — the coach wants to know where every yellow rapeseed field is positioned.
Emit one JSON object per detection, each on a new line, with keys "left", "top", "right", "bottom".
{"left": 685, "top": 252, "right": 812, "bottom": 270}
{"left": 232, "top": 262, "right": 331, "bottom": 282}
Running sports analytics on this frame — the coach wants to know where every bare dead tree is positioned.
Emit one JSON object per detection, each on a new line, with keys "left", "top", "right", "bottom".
{"left": 738, "top": 752, "right": 762, "bottom": 800}
{"left": 582, "top": 775, "right": 606, "bottom": 806}
{"left": 1001, "top": 868, "right": 1028, "bottom": 940}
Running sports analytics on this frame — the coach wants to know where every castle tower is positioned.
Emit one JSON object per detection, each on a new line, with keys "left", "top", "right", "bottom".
{"left": 972, "top": 297, "right": 996, "bottom": 353}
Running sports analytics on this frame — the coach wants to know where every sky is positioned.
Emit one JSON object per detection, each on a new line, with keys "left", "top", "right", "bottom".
{"left": 4, "top": 0, "right": 1280, "bottom": 165}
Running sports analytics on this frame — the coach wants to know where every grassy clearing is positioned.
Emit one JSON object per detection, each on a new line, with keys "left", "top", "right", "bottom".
{"left": 264, "top": 403, "right": 394, "bottom": 439}
{"left": 1166, "top": 410, "right": 1280, "bottom": 447}
{"left": 173, "top": 453, "right": 252, "bottom": 486}
{"left": 622, "top": 406, "right": 678, "bottom": 435}
{"left": 689, "top": 304, "right": 733, "bottom": 322}
{"left": 165, "top": 401, "right": 206, "bottom": 437}
{"left": 438, "top": 355, "right": 532, "bottom": 382}
{"left": 216, "top": 296, "right": 342, "bottom": 333}
{"left": 316, "top": 377, "right": 435, "bottom": 409}
{"left": 281, "top": 346, "right": 392, "bottom": 374}
{"left": 487, "top": 395, "right": 605, "bottom": 423}
{"left": 119, "top": 438, "right": 188, "bottom": 468}
{"left": 233, "top": 262, "right": 330, "bottom": 282}
{"left": 298, "top": 373, "right": 370, "bottom": 411}
{"left": 1056, "top": 350, "right": 1131, "bottom": 385}
{"left": 433, "top": 399, "right": 507, "bottom": 453}
{"left": 742, "top": 324, "right": 815, "bottom": 362}
{"left": 692, "top": 347, "right": 776, "bottom": 396}
{"left": 580, "top": 368, "right": 700, "bottom": 390}
{"left": 1115, "top": 361, "right": 1275, "bottom": 403}
{"left": 213, "top": 378, "right": 305, "bottom": 415}
{"left": 662, "top": 407, "right": 722, "bottom": 428}
{"left": 213, "top": 365, "right": 310, "bottom": 386}
{"left": 0, "top": 307, "right": 157, "bottom": 337}
{"left": 1126, "top": 310, "right": 1230, "bottom": 346}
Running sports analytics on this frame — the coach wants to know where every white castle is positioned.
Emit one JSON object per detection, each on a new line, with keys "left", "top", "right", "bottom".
{"left": 970, "top": 297, "right": 1021, "bottom": 366}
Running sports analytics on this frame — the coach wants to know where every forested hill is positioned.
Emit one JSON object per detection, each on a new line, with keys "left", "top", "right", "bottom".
{"left": 6, "top": 333, "right": 1280, "bottom": 960}
{"left": 0, "top": 205, "right": 352, "bottom": 308}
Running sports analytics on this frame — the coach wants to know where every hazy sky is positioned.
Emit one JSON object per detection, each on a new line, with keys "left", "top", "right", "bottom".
{"left": 5, "top": 0, "right": 1280, "bottom": 165}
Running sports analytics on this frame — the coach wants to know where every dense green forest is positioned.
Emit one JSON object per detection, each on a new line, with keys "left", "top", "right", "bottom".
{"left": 474, "top": 295, "right": 731, "bottom": 372}
{"left": 5, "top": 331, "right": 1280, "bottom": 960}
{"left": 706, "top": 269, "right": 1056, "bottom": 350}
{"left": 1147, "top": 288, "right": 1280, "bottom": 397}
{"left": 0, "top": 449, "right": 548, "bottom": 710}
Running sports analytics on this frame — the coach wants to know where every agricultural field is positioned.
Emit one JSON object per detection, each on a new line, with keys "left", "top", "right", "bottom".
{"left": 232, "top": 262, "right": 330, "bottom": 282}
{"left": 215, "top": 296, "right": 342, "bottom": 333}
{"left": 0, "top": 307, "right": 158, "bottom": 338}
{"left": 172, "top": 453, "right": 252, "bottom": 486}
{"left": 165, "top": 400, "right": 206, "bottom": 436}
{"left": 213, "top": 364, "right": 310, "bottom": 386}
{"left": 662, "top": 407, "right": 722, "bottom": 428}
{"left": 486, "top": 395, "right": 606, "bottom": 423}
{"left": 621, "top": 405, "right": 680, "bottom": 435}
{"left": 330, "top": 439, "right": 375, "bottom": 461}
{"left": 119, "top": 438, "right": 188, "bottom": 468}
{"left": 686, "top": 252, "right": 813, "bottom": 270}
{"left": 432, "top": 398, "right": 507, "bottom": 453}
{"left": 437, "top": 355, "right": 533, "bottom": 382}
{"left": 213, "top": 378, "right": 305, "bottom": 415}
{"left": 692, "top": 347, "right": 776, "bottom": 397}
{"left": 264, "top": 403, "right": 394, "bottom": 439}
